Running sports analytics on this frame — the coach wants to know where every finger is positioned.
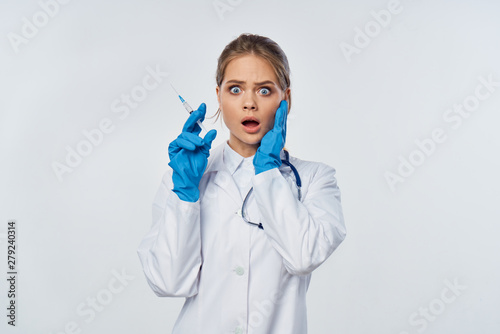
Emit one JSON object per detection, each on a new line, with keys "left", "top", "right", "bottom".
{"left": 172, "top": 138, "right": 196, "bottom": 151}
{"left": 281, "top": 100, "right": 288, "bottom": 137}
{"left": 168, "top": 143, "right": 181, "bottom": 160}
{"left": 200, "top": 129, "right": 217, "bottom": 155}
{"left": 177, "top": 132, "right": 204, "bottom": 150}
{"left": 274, "top": 100, "right": 288, "bottom": 132}
{"left": 183, "top": 103, "right": 206, "bottom": 134}
{"left": 170, "top": 132, "right": 204, "bottom": 153}
{"left": 203, "top": 129, "right": 217, "bottom": 147}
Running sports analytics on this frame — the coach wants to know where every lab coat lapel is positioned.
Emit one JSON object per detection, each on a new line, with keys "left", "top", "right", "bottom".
{"left": 214, "top": 170, "right": 241, "bottom": 206}
{"left": 205, "top": 144, "right": 295, "bottom": 205}
{"left": 205, "top": 143, "right": 242, "bottom": 206}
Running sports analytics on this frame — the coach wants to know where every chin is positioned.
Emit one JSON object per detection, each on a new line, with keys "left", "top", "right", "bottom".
{"left": 242, "top": 135, "right": 263, "bottom": 145}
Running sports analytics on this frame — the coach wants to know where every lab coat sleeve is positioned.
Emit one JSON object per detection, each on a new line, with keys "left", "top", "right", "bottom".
{"left": 137, "top": 169, "right": 202, "bottom": 297}
{"left": 252, "top": 164, "right": 346, "bottom": 276}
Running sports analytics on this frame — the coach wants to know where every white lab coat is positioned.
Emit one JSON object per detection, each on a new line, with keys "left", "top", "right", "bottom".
{"left": 137, "top": 142, "right": 346, "bottom": 334}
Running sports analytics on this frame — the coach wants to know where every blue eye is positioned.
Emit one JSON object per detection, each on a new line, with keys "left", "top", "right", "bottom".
{"left": 230, "top": 86, "right": 241, "bottom": 94}
{"left": 259, "top": 88, "right": 271, "bottom": 95}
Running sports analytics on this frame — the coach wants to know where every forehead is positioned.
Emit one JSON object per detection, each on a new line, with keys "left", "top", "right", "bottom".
{"left": 223, "top": 54, "right": 278, "bottom": 84}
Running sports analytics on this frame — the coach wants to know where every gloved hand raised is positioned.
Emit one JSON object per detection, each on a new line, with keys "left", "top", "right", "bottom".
{"left": 168, "top": 103, "right": 217, "bottom": 202}
{"left": 253, "top": 100, "right": 288, "bottom": 175}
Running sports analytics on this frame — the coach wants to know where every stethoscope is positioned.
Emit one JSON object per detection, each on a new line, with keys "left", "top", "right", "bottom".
{"left": 240, "top": 150, "right": 302, "bottom": 230}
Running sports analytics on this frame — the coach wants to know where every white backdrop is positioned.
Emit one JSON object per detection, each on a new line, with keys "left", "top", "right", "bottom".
{"left": 1, "top": 0, "right": 499, "bottom": 333}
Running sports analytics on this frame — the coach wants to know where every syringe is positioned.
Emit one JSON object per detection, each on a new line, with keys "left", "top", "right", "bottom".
{"left": 169, "top": 83, "right": 207, "bottom": 132}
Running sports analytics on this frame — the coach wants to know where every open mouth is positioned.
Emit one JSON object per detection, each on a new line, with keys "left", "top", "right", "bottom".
{"left": 242, "top": 120, "right": 259, "bottom": 128}
{"left": 241, "top": 118, "right": 260, "bottom": 133}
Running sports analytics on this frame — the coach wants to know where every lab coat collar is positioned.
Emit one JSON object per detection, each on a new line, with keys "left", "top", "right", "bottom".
{"left": 223, "top": 142, "right": 255, "bottom": 176}
{"left": 205, "top": 142, "right": 228, "bottom": 174}
{"left": 204, "top": 143, "right": 294, "bottom": 204}
{"left": 205, "top": 143, "right": 241, "bottom": 204}
{"left": 205, "top": 143, "right": 291, "bottom": 175}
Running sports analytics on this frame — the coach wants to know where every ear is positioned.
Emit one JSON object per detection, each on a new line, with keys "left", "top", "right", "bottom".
{"left": 284, "top": 88, "right": 291, "bottom": 102}
{"left": 216, "top": 86, "right": 221, "bottom": 106}
{"left": 284, "top": 88, "right": 291, "bottom": 112}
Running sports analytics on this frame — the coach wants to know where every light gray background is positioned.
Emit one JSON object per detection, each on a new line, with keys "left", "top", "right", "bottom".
{"left": 1, "top": 0, "right": 499, "bottom": 333}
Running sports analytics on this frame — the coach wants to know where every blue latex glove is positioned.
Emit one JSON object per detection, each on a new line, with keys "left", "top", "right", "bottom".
{"left": 168, "top": 103, "right": 217, "bottom": 202}
{"left": 253, "top": 100, "right": 288, "bottom": 175}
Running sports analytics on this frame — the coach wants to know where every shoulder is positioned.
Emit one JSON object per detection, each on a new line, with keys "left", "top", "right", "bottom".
{"left": 279, "top": 151, "right": 340, "bottom": 197}
{"left": 283, "top": 152, "right": 342, "bottom": 200}
{"left": 286, "top": 152, "right": 337, "bottom": 179}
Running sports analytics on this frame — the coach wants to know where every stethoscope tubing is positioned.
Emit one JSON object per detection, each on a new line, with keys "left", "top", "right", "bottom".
{"left": 241, "top": 151, "right": 302, "bottom": 230}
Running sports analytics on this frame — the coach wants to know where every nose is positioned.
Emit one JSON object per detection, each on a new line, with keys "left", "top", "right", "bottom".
{"left": 242, "top": 92, "right": 257, "bottom": 111}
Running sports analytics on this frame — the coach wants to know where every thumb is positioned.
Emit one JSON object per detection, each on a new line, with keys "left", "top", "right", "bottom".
{"left": 183, "top": 103, "right": 207, "bottom": 134}
{"left": 203, "top": 129, "right": 217, "bottom": 148}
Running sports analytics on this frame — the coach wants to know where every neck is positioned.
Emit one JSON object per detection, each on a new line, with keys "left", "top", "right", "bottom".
{"left": 227, "top": 140, "right": 258, "bottom": 158}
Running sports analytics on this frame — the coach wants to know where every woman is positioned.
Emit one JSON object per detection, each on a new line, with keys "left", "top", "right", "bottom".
{"left": 137, "top": 33, "right": 346, "bottom": 334}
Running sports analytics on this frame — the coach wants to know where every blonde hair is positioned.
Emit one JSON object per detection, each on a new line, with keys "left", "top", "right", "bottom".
{"left": 214, "top": 33, "right": 291, "bottom": 118}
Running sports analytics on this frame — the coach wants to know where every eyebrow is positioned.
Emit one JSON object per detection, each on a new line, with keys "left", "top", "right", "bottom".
{"left": 225, "top": 79, "right": 277, "bottom": 86}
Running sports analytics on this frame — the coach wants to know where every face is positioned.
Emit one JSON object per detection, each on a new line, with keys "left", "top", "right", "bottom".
{"left": 216, "top": 54, "right": 290, "bottom": 157}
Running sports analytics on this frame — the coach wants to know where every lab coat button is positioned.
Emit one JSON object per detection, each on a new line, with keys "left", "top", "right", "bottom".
{"left": 235, "top": 326, "right": 244, "bottom": 334}
{"left": 234, "top": 266, "right": 245, "bottom": 276}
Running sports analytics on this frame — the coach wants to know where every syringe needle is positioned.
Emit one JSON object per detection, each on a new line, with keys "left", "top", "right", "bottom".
{"left": 169, "top": 82, "right": 180, "bottom": 96}
{"left": 169, "top": 83, "right": 207, "bottom": 132}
